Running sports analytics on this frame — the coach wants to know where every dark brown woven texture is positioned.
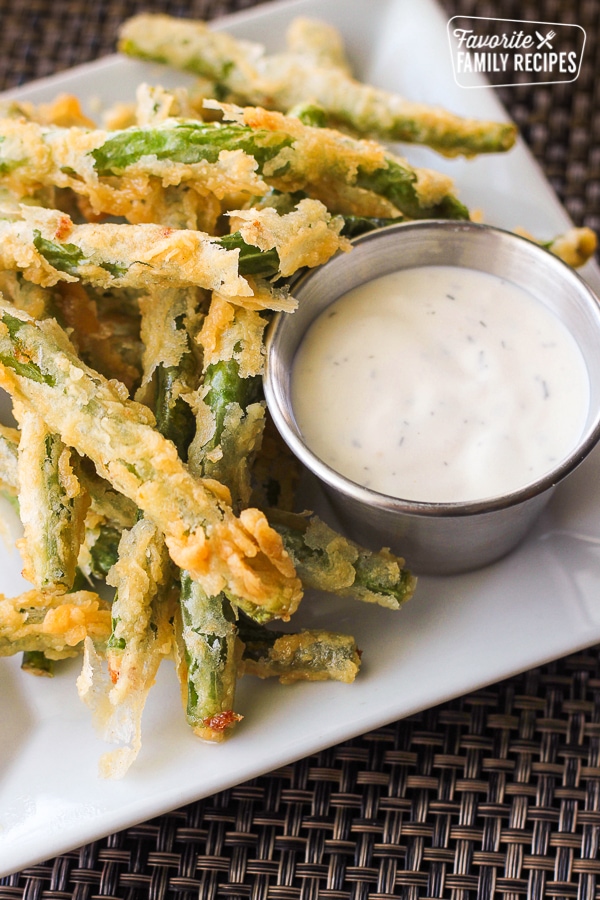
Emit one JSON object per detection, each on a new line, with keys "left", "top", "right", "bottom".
{"left": 1, "top": 0, "right": 600, "bottom": 896}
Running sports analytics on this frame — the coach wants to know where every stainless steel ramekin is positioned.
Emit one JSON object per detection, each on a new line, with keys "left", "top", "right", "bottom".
{"left": 264, "top": 220, "right": 600, "bottom": 575}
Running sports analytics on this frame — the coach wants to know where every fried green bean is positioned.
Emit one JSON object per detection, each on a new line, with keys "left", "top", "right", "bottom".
{"left": 180, "top": 294, "right": 266, "bottom": 732}
{"left": 15, "top": 405, "right": 89, "bottom": 593}
{"left": 105, "top": 518, "right": 172, "bottom": 677}
{"left": 270, "top": 511, "right": 416, "bottom": 610}
{"left": 0, "top": 201, "right": 345, "bottom": 309}
{"left": 218, "top": 103, "right": 470, "bottom": 220}
{"left": 250, "top": 186, "right": 406, "bottom": 236}
{"left": 238, "top": 614, "right": 360, "bottom": 684}
{"left": 0, "top": 306, "right": 302, "bottom": 619}
{"left": 184, "top": 347, "right": 364, "bottom": 694}
{"left": 531, "top": 226, "right": 597, "bottom": 269}
{"left": 0, "top": 423, "right": 135, "bottom": 581}
{"left": 0, "top": 117, "right": 269, "bottom": 222}
{"left": 137, "top": 283, "right": 244, "bottom": 740}
{"left": 139, "top": 286, "right": 203, "bottom": 459}
{"left": 155, "top": 361, "right": 197, "bottom": 458}
{"left": 190, "top": 358, "right": 264, "bottom": 509}
{"left": 178, "top": 572, "right": 241, "bottom": 740}
{"left": 186, "top": 292, "right": 273, "bottom": 632}
{"left": 188, "top": 293, "right": 267, "bottom": 512}
{"left": 118, "top": 13, "right": 516, "bottom": 157}
{"left": 0, "top": 112, "right": 468, "bottom": 221}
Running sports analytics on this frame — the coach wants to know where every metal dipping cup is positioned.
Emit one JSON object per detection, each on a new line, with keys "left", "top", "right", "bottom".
{"left": 263, "top": 220, "right": 600, "bottom": 575}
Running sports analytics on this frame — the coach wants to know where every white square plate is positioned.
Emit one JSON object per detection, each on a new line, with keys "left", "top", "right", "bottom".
{"left": 2, "top": 0, "right": 600, "bottom": 876}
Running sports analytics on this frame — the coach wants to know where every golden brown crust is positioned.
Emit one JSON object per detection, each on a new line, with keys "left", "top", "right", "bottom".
{"left": 0, "top": 588, "right": 110, "bottom": 657}
{"left": 197, "top": 293, "right": 266, "bottom": 378}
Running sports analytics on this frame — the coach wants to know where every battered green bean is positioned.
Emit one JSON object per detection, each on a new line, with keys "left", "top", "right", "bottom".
{"left": 531, "top": 226, "right": 597, "bottom": 269}
{"left": 192, "top": 358, "right": 264, "bottom": 510}
{"left": 238, "top": 613, "right": 360, "bottom": 684}
{"left": 139, "top": 285, "right": 244, "bottom": 741}
{"left": 271, "top": 511, "right": 416, "bottom": 610}
{"left": 118, "top": 13, "right": 516, "bottom": 157}
{"left": 15, "top": 406, "right": 89, "bottom": 593}
{"left": 178, "top": 572, "right": 241, "bottom": 740}
{"left": 139, "top": 286, "right": 203, "bottom": 459}
{"left": 188, "top": 293, "right": 267, "bottom": 512}
{"left": 180, "top": 295, "right": 264, "bottom": 730}
{"left": 0, "top": 113, "right": 468, "bottom": 221}
{"left": 0, "top": 413, "right": 137, "bottom": 575}
{"left": 0, "top": 201, "right": 346, "bottom": 308}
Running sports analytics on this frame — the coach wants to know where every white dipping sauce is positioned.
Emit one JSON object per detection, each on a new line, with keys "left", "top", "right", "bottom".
{"left": 291, "top": 265, "right": 590, "bottom": 503}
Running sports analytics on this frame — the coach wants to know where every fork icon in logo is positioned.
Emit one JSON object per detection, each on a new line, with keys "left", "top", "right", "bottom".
{"left": 535, "top": 29, "right": 556, "bottom": 48}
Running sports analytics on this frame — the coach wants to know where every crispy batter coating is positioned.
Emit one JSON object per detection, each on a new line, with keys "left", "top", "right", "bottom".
{"left": 106, "top": 518, "right": 173, "bottom": 685}
{"left": 0, "top": 269, "right": 58, "bottom": 319}
{"left": 270, "top": 510, "right": 416, "bottom": 610}
{"left": 189, "top": 400, "right": 266, "bottom": 513}
{"left": 0, "top": 202, "right": 347, "bottom": 310}
{"left": 197, "top": 293, "right": 266, "bottom": 378}
{"left": 0, "top": 423, "right": 19, "bottom": 497}
{"left": 119, "top": 13, "right": 264, "bottom": 88}
{"left": 135, "top": 83, "right": 205, "bottom": 126}
{"left": 138, "top": 286, "right": 202, "bottom": 386}
{"left": 187, "top": 293, "right": 267, "bottom": 511}
{"left": 549, "top": 227, "right": 598, "bottom": 267}
{"left": 0, "top": 205, "right": 251, "bottom": 296}
{"left": 229, "top": 198, "right": 350, "bottom": 277}
{"left": 241, "top": 630, "right": 360, "bottom": 684}
{"left": 0, "top": 93, "right": 96, "bottom": 128}
{"left": 513, "top": 226, "right": 598, "bottom": 269}
{"left": 0, "top": 588, "right": 110, "bottom": 657}
{"left": 0, "top": 117, "right": 268, "bottom": 218}
{"left": 78, "top": 518, "right": 175, "bottom": 778}
{"left": 285, "top": 17, "right": 352, "bottom": 73}
{"left": 212, "top": 101, "right": 458, "bottom": 216}
{"left": 14, "top": 403, "right": 90, "bottom": 592}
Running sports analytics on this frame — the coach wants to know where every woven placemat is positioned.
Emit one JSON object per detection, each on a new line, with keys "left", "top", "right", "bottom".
{"left": 0, "top": 0, "right": 599, "bottom": 896}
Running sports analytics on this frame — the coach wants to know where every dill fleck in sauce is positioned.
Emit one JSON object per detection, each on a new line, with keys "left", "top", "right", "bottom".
{"left": 291, "top": 265, "right": 590, "bottom": 503}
